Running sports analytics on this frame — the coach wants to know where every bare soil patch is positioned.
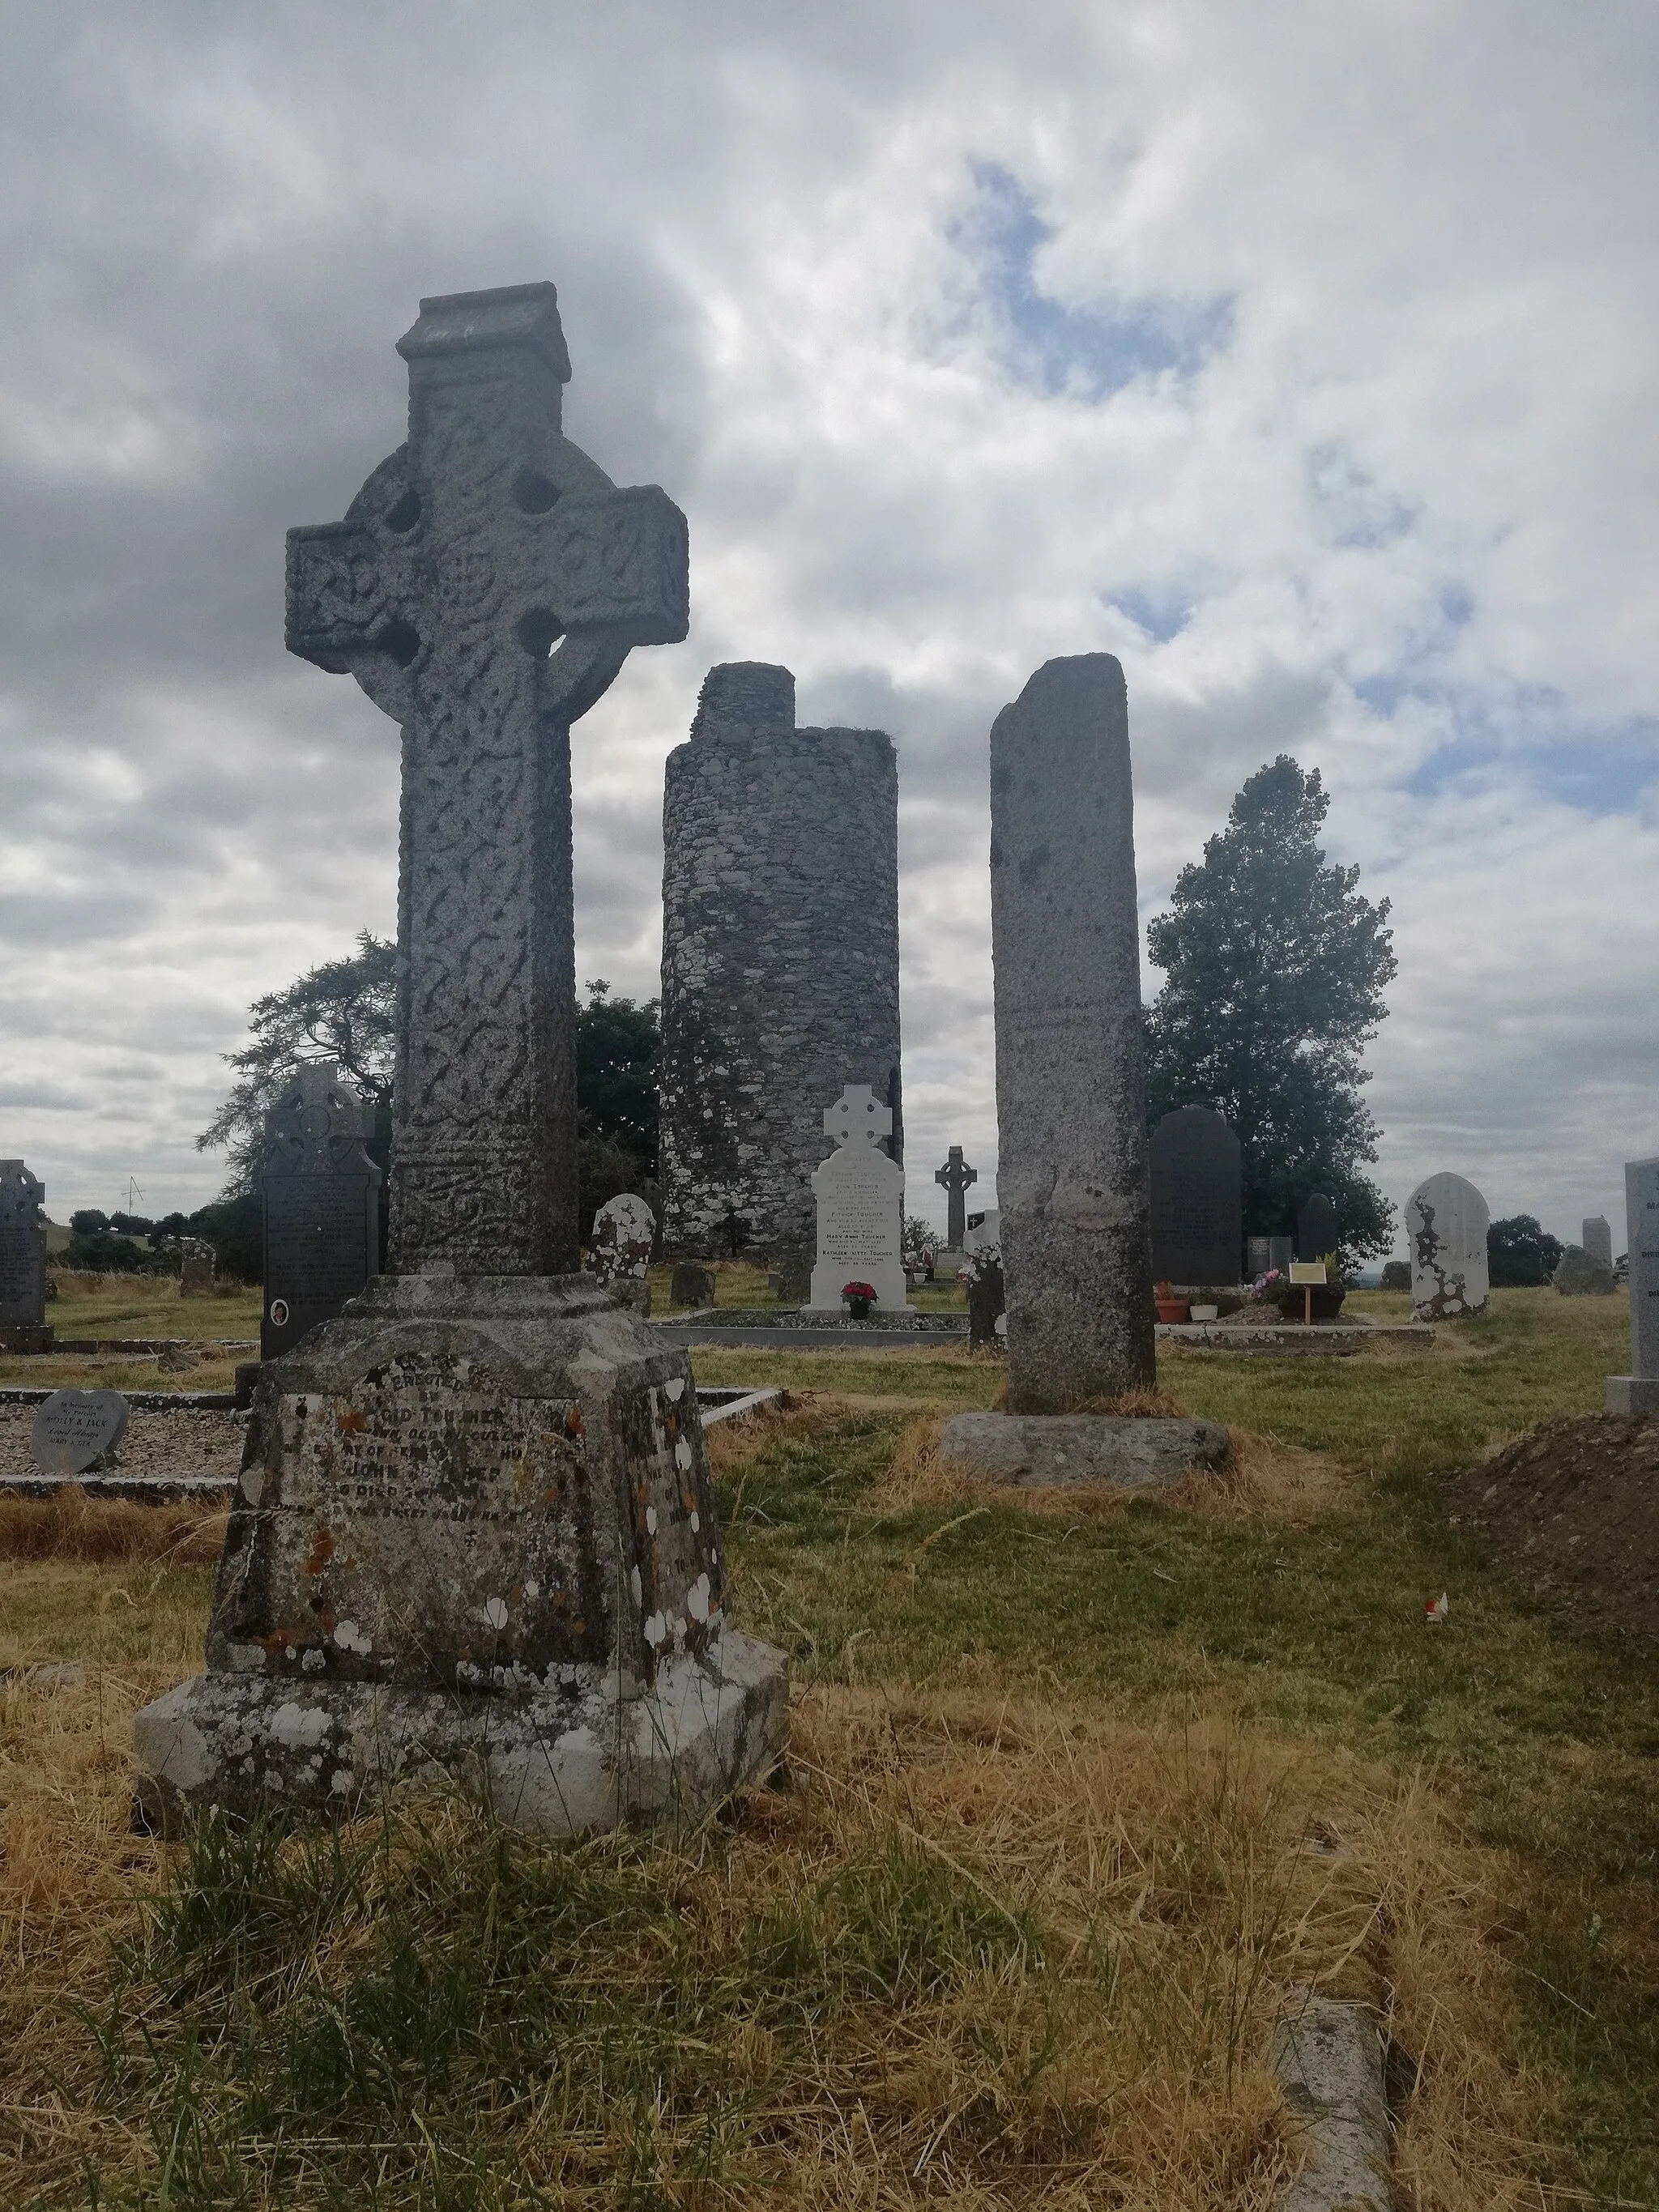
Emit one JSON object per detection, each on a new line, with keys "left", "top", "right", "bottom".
{"left": 1446, "top": 1413, "right": 1659, "bottom": 1647}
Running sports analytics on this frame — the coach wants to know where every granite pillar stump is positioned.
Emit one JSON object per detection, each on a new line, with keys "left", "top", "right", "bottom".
{"left": 988, "top": 654, "right": 1155, "bottom": 1413}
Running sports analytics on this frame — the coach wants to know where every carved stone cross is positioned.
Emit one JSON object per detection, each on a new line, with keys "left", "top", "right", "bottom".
{"left": 287, "top": 284, "right": 689, "bottom": 1274}
{"left": 933, "top": 1144, "right": 979, "bottom": 1250}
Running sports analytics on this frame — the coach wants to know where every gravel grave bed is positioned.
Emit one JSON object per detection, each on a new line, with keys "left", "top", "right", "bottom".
{"left": 0, "top": 1404, "right": 245, "bottom": 1480}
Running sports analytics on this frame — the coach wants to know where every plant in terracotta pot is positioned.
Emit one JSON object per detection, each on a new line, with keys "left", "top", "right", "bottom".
{"left": 1153, "top": 1278, "right": 1190, "bottom": 1323}
{"left": 842, "top": 1279, "right": 877, "bottom": 1319}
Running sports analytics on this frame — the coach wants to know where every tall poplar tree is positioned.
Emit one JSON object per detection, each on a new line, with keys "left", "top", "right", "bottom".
{"left": 1145, "top": 756, "right": 1397, "bottom": 1259}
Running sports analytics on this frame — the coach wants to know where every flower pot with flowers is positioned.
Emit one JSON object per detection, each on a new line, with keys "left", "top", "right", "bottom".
{"left": 1153, "top": 1279, "right": 1190, "bottom": 1324}
{"left": 842, "top": 1281, "right": 878, "bottom": 1319}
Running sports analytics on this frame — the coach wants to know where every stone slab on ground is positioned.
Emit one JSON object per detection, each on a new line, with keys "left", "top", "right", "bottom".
{"left": 1158, "top": 1322, "right": 1434, "bottom": 1355}
{"left": 940, "top": 1411, "right": 1230, "bottom": 1488}
{"left": 651, "top": 1309, "right": 968, "bottom": 1333}
{"left": 0, "top": 1471, "right": 235, "bottom": 1502}
{"left": 134, "top": 1624, "right": 787, "bottom": 1839}
{"left": 1271, "top": 1995, "right": 1390, "bottom": 2210}
{"left": 655, "top": 1325, "right": 970, "bottom": 1351}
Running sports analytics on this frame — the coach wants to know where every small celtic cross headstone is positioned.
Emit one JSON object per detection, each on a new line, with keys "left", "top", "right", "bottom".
{"left": 286, "top": 283, "right": 689, "bottom": 1275}
{"left": 933, "top": 1144, "right": 979, "bottom": 1250}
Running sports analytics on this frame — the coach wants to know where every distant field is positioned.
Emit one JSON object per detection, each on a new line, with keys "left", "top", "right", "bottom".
{"left": 2, "top": 1286, "right": 1652, "bottom": 2208}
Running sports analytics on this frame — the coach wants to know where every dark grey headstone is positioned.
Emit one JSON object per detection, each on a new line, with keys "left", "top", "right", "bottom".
{"left": 0, "top": 1159, "right": 49, "bottom": 1338}
{"left": 1297, "top": 1192, "right": 1337, "bottom": 1262}
{"left": 1149, "top": 1108, "right": 1242, "bottom": 1285}
{"left": 261, "top": 1063, "right": 382, "bottom": 1361}
{"left": 180, "top": 1238, "right": 217, "bottom": 1297}
{"left": 966, "top": 1256, "right": 1006, "bottom": 1348}
{"left": 286, "top": 283, "right": 689, "bottom": 1274}
{"left": 988, "top": 655, "right": 1155, "bottom": 1409}
{"left": 32, "top": 1388, "right": 129, "bottom": 1474}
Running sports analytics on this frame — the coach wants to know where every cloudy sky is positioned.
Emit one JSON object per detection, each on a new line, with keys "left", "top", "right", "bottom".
{"left": 2, "top": 0, "right": 1655, "bottom": 1253}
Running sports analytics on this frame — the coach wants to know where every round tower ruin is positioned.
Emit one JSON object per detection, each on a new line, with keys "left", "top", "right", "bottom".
{"left": 659, "top": 662, "right": 901, "bottom": 1259}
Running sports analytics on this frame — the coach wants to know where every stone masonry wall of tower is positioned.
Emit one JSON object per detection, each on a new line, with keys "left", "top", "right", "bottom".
{"left": 659, "top": 662, "right": 902, "bottom": 1258}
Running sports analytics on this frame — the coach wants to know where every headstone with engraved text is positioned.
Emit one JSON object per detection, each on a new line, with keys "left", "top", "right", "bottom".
{"left": 32, "top": 1387, "right": 129, "bottom": 1475}
{"left": 134, "top": 284, "right": 787, "bottom": 1842}
{"left": 261, "top": 1063, "right": 382, "bottom": 1359}
{"left": 808, "top": 1085, "right": 907, "bottom": 1311}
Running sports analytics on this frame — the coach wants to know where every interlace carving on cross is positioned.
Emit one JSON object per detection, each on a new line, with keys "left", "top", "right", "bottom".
{"left": 823, "top": 1086, "right": 891, "bottom": 1149}
{"left": 283, "top": 283, "right": 690, "bottom": 1276}
{"left": 286, "top": 285, "right": 688, "bottom": 729}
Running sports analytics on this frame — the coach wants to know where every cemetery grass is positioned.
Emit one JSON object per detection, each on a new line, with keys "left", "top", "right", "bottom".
{"left": 0, "top": 1295, "right": 1653, "bottom": 2206}
{"left": 0, "top": 1274, "right": 262, "bottom": 1395}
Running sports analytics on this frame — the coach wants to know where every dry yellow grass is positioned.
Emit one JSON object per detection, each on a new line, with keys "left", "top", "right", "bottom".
{"left": 0, "top": 1485, "right": 229, "bottom": 1565}
{"left": 0, "top": 1351, "right": 1629, "bottom": 2206}
{"left": 0, "top": 1638, "right": 1548, "bottom": 2209}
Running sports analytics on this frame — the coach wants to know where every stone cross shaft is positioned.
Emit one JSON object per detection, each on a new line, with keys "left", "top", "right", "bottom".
{"left": 287, "top": 284, "right": 689, "bottom": 1275}
{"left": 933, "top": 1144, "right": 978, "bottom": 1249}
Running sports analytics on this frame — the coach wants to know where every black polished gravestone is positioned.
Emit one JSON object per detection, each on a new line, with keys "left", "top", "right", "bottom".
{"left": 260, "top": 1063, "right": 382, "bottom": 1360}
{"left": 1297, "top": 1191, "right": 1337, "bottom": 1263}
{"left": 1149, "top": 1107, "right": 1243, "bottom": 1285}
{"left": 0, "top": 1159, "right": 53, "bottom": 1353}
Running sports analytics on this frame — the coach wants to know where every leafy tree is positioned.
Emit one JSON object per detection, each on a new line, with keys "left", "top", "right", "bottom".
{"left": 70, "top": 1208, "right": 110, "bottom": 1234}
{"left": 577, "top": 980, "right": 659, "bottom": 1170}
{"left": 197, "top": 931, "right": 397, "bottom": 1195}
{"left": 198, "top": 947, "right": 663, "bottom": 1247}
{"left": 1487, "top": 1214, "right": 1563, "bottom": 1287}
{"left": 62, "top": 1229, "right": 168, "bottom": 1275}
{"left": 1145, "top": 756, "right": 1397, "bottom": 1260}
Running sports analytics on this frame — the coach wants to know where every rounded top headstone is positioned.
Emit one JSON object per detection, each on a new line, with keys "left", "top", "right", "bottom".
{"left": 1405, "top": 1171, "right": 1491, "bottom": 1319}
{"left": 32, "top": 1388, "right": 129, "bottom": 1475}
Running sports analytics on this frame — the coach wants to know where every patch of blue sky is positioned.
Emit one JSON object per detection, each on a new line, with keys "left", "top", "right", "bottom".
{"left": 1108, "top": 586, "right": 1193, "bottom": 642}
{"left": 956, "top": 162, "right": 1232, "bottom": 399}
{"left": 1306, "top": 441, "right": 1416, "bottom": 549}
{"left": 1405, "top": 719, "right": 1659, "bottom": 816}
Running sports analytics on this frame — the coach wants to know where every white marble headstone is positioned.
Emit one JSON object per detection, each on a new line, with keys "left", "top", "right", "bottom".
{"left": 1405, "top": 1172, "right": 1490, "bottom": 1319}
{"left": 586, "top": 1192, "right": 655, "bottom": 1286}
{"left": 807, "top": 1085, "right": 907, "bottom": 1312}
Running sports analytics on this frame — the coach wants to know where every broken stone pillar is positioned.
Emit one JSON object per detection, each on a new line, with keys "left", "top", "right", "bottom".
{"left": 987, "top": 654, "right": 1156, "bottom": 1412}
{"left": 133, "top": 284, "right": 788, "bottom": 1836}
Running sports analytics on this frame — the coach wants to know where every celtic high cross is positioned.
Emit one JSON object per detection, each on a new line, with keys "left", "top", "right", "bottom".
{"left": 286, "top": 285, "right": 689, "bottom": 1274}
{"left": 933, "top": 1144, "right": 978, "bottom": 1250}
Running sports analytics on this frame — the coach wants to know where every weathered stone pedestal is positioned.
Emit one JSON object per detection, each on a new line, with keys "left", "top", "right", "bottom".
{"left": 133, "top": 1276, "right": 788, "bottom": 1836}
